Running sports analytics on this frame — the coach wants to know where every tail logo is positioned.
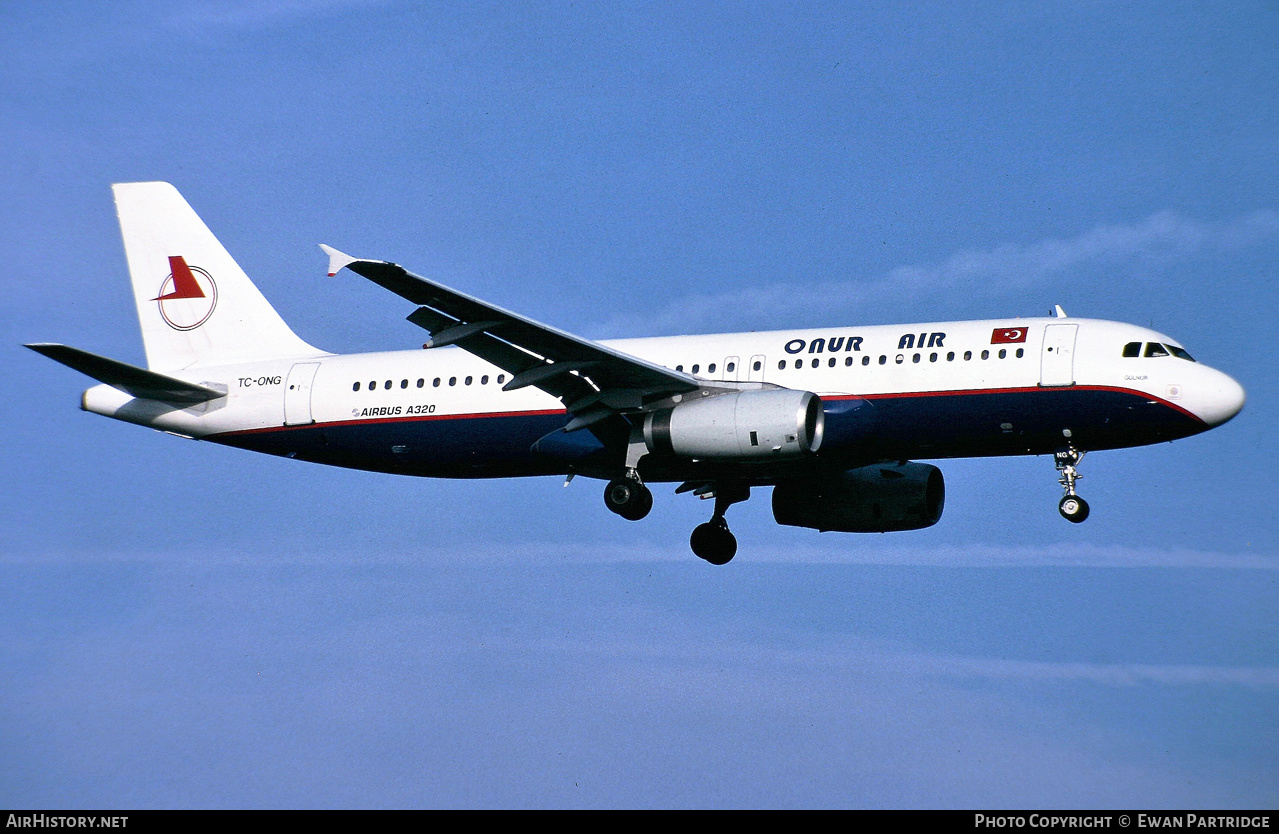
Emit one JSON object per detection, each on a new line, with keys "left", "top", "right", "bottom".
{"left": 153, "top": 255, "right": 218, "bottom": 331}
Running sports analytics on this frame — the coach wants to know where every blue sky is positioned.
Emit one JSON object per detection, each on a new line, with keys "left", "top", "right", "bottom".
{"left": 2, "top": 1, "right": 1277, "bottom": 808}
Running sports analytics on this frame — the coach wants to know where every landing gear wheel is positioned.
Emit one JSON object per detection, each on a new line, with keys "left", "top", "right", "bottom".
{"left": 604, "top": 477, "right": 653, "bottom": 521}
{"left": 1058, "top": 494, "right": 1090, "bottom": 523}
{"left": 1054, "top": 446, "right": 1090, "bottom": 524}
{"left": 690, "top": 520, "right": 737, "bottom": 565}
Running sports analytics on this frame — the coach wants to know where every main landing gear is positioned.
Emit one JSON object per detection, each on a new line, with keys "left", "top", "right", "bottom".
{"left": 605, "top": 472, "right": 748, "bottom": 565}
{"left": 689, "top": 484, "right": 749, "bottom": 565}
{"left": 603, "top": 470, "right": 653, "bottom": 521}
{"left": 1054, "top": 446, "right": 1090, "bottom": 523}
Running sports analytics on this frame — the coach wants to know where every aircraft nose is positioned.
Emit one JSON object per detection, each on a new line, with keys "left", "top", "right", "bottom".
{"left": 1199, "top": 369, "right": 1246, "bottom": 426}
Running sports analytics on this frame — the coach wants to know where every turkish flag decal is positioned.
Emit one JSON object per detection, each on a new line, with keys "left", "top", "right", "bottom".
{"left": 991, "top": 327, "right": 1027, "bottom": 344}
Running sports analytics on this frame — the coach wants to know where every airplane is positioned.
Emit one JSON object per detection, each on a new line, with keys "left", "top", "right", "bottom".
{"left": 28, "top": 182, "right": 1246, "bottom": 564}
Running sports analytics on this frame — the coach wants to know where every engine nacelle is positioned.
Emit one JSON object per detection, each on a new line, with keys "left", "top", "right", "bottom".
{"left": 643, "top": 389, "right": 824, "bottom": 461}
{"left": 772, "top": 462, "right": 945, "bottom": 532}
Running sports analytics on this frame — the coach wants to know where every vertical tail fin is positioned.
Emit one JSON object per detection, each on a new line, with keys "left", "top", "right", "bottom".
{"left": 114, "top": 182, "right": 326, "bottom": 370}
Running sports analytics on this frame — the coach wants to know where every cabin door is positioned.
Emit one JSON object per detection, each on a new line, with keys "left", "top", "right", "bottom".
{"left": 284, "top": 362, "right": 321, "bottom": 425}
{"left": 1040, "top": 325, "right": 1078, "bottom": 387}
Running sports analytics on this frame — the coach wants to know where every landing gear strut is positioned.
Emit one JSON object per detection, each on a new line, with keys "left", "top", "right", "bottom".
{"left": 1054, "top": 446, "right": 1090, "bottom": 523}
{"left": 689, "top": 484, "right": 749, "bottom": 565}
{"left": 603, "top": 469, "right": 652, "bottom": 521}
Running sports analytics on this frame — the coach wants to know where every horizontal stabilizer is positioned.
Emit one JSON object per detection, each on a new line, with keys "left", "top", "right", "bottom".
{"left": 25, "top": 343, "right": 226, "bottom": 404}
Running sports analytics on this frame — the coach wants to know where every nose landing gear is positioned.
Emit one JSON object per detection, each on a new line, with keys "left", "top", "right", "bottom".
{"left": 689, "top": 483, "right": 749, "bottom": 565}
{"left": 1054, "top": 447, "right": 1090, "bottom": 523}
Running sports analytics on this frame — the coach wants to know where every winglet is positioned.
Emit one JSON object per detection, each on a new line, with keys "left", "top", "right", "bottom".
{"left": 319, "top": 244, "right": 359, "bottom": 277}
{"left": 1053, "top": 304, "right": 1068, "bottom": 318}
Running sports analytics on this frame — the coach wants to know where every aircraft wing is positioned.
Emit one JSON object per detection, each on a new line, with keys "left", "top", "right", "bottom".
{"left": 321, "top": 245, "right": 699, "bottom": 431}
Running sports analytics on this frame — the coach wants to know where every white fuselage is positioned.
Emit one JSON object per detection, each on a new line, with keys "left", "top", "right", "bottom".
{"left": 80, "top": 316, "right": 1245, "bottom": 481}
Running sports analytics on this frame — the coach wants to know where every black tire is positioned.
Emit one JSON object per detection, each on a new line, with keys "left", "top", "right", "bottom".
{"left": 690, "top": 521, "right": 737, "bottom": 565}
{"left": 604, "top": 478, "right": 652, "bottom": 521}
{"left": 1058, "top": 495, "right": 1090, "bottom": 523}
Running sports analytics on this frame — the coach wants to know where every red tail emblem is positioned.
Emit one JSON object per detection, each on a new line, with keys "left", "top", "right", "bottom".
{"left": 153, "top": 256, "right": 218, "bottom": 331}
{"left": 152, "top": 256, "right": 206, "bottom": 301}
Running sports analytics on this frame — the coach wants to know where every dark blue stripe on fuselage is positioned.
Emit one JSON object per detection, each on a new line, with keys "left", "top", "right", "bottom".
{"left": 212, "top": 411, "right": 575, "bottom": 478}
{"left": 825, "top": 387, "right": 1203, "bottom": 461}
{"left": 207, "top": 387, "right": 1205, "bottom": 479}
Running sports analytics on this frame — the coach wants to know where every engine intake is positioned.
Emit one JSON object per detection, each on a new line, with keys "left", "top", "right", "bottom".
{"left": 644, "top": 389, "right": 824, "bottom": 460}
{"left": 772, "top": 462, "right": 945, "bottom": 532}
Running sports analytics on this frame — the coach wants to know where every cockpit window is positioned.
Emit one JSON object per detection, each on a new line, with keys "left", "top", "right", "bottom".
{"left": 1122, "top": 341, "right": 1141, "bottom": 358}
{"left": 1168, "top": 345, "right": 1196, "bottom": 362}
{"left": 1144, "top": 342, "right": 1170, "bottom": 358}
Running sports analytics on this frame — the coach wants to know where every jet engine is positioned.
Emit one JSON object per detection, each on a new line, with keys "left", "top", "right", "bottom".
{"left": 772, "top": 461, "right": 945, "bottom": 532}
{"left": 643, "top": 389, "right": 824, "bottom": 461}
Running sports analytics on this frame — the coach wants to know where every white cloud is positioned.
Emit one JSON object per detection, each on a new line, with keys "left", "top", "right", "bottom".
{"left": 742, "top": 541, "right": 1279, "bottom": 569}
{"left": 10, "top": 539, "right": 1275, "bottom": 570}
{"left": 597, "top": 209, "right": 1279, "bottom": 336}
{"left": 164, "top": 0, "right": 394, "bottom": 31}
{"left": 924, "top": 654, "right": 1279, "bottom": 688}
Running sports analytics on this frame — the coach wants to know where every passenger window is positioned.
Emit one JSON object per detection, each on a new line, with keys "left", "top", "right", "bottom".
{"left": 727, "top": 362, "right": 735, "bottom": 373}
{"left": 417, "top": 378, "right": 424, "bottom": 388}
{"left": 998, "top": 349, "right": 1007, "bottom": 359}
{"left": 401, "top": 379, "right": 408, "bottom": 389}
{"left": 930, "top": 352, "right": 938, "bottom": 362}
{"left": 777, "top": 360, "right": 786, "bottom": 370}
{"left": 449, "top": 377, "right": 457, "bottom": 386}
{"left": 385, "top": 380, "right": 392, "bottom": 390}
{"left": 879, "top": 355, "right": 887, "bottom": 365}
{"left": 481, "top": 375, "right": 489, "bottom": 385}
{"left": 862, "top": 356, "right": 870, "bottom": 366}
{"left": 708, "top": 363, "right": 717, "bottom": 374}
{"left": 1015, "top": 348, "right": 1024, "bottom": 358}
{"left": 845, "top": 356, "right": 853, "bottom": 367}
{"left": 676, "top": 365, "right": 684, "bottom": 372}
{"left": 912, "top": 353, "right": 920, "bottom": 363}
{"left": 353, "top": 382, "right": 361, "bottom": 392}
{"left": 369, "top": 380, "right": 377, "bottom": 390}
{"left": 828, "top": 357, "right": 836, "bottom": 367}
{"left": 1145, "top": 343, "right": 1169, "bottom": 358}
{"left": 1169, "top": 346, "right": 1196, "bottom": 362}
{"left": 465, "top": 376, "right": 473, "bottom": 385}
{"left": 964, "top": 351, "right": 972, "bottom": 361}
{"left": 1122, "top": 342, "right": 1142, "bottom": 358}
{"left": 433, "top": 378, "right": 441, "bottom": 387}
{"left": 497, "top": 374, "right": 506, "bottom": 384}
{"left": 981, "top": 350, "right": 989, "bottom": 360}
{"left": 811, "top": 358, "right": 820, "bottom": 368}
{"left": 691, "top": 364, "right": 700, "bottom": 374}
{"left": 753, "top": 360, "right": 762, "bottom": 371}
{"left": 946, "top": 352, "right": 954, "bottom": 361}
